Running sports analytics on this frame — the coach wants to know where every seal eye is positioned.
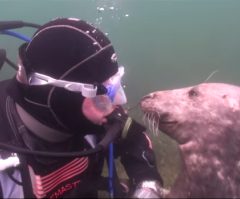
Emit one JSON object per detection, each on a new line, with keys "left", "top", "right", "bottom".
{"left": 189, "top": 89, "right": 197, "bottom": 97}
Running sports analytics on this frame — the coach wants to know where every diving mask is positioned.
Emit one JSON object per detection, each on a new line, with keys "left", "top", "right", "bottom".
{"left": 94, "top": 66, "right": 127, "bottom": 110}
{"left": 28, "top": 72, "right": 107, "bottom": 98}
{"left": 27, "top": 65, "right": 126, "bottom": 109}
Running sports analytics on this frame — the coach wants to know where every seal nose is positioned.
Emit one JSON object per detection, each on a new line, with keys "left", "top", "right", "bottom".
{"left": 141, "top": 93, "right": 155, "bottom": 101}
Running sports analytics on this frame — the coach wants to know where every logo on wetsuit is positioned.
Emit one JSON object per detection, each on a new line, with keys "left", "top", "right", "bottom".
{"left": 49, "top": 180, "right": 81, "bottom": 198}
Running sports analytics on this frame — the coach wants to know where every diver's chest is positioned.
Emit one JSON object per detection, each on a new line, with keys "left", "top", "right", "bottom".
{"left": 26, "top": 156, "right": 94, "bottom": 198}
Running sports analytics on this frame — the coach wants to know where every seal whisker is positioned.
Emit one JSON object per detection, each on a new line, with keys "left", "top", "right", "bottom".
{"left": 153, "top": 120, "right": 158, "bottom": 136}
{"left": 152, "top": 119, "right": 155, "bottom": 136}
{"left": 149, "top": 112, "right": 159, "bottom": 137}
{"left": 142, "top": 114, "right": 147, "bottom": 126}
{"left": 151, "top": 113, "right": 155, "bottom": 135}
{"left": 150, "top": 113, "right": 156, "bottom": 135}
{"left": 147, "top": 114, "right": 151, "bottom": 133}
{"left": 148, "top": 114, "right": 153, "bottom": 134}
{"left": 145, "top": 114, "right": 149, "bottom": 131}
{"left": 142, "top": 112, "right": 159, "bottom": 136}
{"left": 151, "top": 114, "right": 156, "bottom": 136}
{"left": 144, "top": 115, "right": 147, "bottom": 126}
{"left": 203, "top": 70, "right": 219, "bottom": 83}
{"left": 155, "top": 115, "right": 160, "bottom": 137}
{"left": 154, "top": 112, "right": 160, "bottom": 136}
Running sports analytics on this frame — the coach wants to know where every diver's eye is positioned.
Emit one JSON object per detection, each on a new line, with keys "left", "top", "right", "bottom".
{"left": 189, "top": 89, "right": 198, "bottom": 97}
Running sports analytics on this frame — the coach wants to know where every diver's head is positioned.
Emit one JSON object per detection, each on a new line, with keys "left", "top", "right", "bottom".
{"left": 8, "top": 17, "right": 127, "bottom": 135}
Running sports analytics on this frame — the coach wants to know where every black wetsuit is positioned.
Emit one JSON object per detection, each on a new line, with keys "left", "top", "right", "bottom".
{"left": 0, "top": 79, "right": 163, "bottom": 198}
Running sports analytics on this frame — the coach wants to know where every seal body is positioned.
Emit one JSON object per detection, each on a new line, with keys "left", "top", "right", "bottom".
{"left": 140, "top": 83, "right": 240, "bottom": 198}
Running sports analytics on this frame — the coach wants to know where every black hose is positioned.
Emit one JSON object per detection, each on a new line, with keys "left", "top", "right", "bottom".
{"left": 0, "top": 49, "right": 6, "bottom": 71}
{"left": 0, "top": 123, "right": 121, "bottom": 157}
{"left": 0, "top": 21, "right": 41, "bottom": 31}
{"left": 0, "top": 142, "right": 103, "bottom": 158}
{"left": 23, "top": 22, "right": 41, "bottom": 29}
{"left": 5, "top": 57, "right": 18, "bottom": 70}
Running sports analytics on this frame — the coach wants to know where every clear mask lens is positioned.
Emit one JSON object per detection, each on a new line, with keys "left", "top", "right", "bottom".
{"left": 113, "top": 84, "right": 127, "bottom": 105}
{"left": 94, "top": 95, "right": 113, "bottom": 110}
{"left": 94, "top": 66, "right": 127, "bottom": 110}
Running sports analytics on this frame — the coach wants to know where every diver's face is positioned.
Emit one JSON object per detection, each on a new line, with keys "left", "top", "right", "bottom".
{"left": 82, "top": 97, "right": 115, "bottom": 125}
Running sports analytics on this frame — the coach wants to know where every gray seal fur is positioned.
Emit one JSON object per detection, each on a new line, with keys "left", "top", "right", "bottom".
{"left": 140, "top": 83, "right": 240, "bottom": 198}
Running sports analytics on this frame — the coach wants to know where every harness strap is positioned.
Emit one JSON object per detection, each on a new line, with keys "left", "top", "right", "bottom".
{"left": 6, "top": 96, "right": 35, "bottom": 198}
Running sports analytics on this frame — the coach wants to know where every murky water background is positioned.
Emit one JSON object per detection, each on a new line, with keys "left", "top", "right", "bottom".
{"left": 1, "top": 0, "right": 240, "bottom": 197}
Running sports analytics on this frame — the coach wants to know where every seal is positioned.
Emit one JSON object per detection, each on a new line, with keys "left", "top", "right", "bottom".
{"left": 140, "top": 83, "right": 240, "bottom": 198}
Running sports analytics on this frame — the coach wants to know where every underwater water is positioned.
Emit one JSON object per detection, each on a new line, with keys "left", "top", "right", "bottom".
{"left": 1, "top": 0, "right": 240, "bottom": 198}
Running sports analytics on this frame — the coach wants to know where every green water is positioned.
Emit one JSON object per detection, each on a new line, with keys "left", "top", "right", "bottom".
{"left": 1, "top": 0, "right": 240, "bottom": 197}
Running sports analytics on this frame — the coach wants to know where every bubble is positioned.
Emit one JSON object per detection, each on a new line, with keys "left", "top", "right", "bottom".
{"left": 86, "top": 31, "right": 90, "bottom": 34}
{"left": 109, "top": 6, "right": 114, "bottom": 10}
{"left": 105, "top": 33, "right": 108, "bottom": 35}
{"left": 124, "top": 14, "right": 129, "bottom": 17}
{"left": 97, "top": 7, "right": 105, "bottom": 12}
{"left": 92, "top": 29, "right": 96, "bottom": 33}
{"left": 123, "top": 85, "right": 126, "bottom": 88}
{"left": 93, "top": 42, "right": 98, "bottom": 45}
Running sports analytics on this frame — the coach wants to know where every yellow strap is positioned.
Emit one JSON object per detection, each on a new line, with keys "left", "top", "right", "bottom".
{"left": 121, "top": 117, "right": 132, "bottom": 139}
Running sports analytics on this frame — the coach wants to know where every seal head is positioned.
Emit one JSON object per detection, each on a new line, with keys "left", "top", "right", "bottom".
{"left": 141, "top": 83, "right": 240, "bottom": 198}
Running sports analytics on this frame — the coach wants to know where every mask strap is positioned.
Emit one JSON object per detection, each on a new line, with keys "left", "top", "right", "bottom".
{"left": 29, "top": 72, "right": 97, "bottom": 98}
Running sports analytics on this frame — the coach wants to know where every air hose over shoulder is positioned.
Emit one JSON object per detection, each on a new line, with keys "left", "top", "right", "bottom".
{"left": 0, "top": 104, "right": 133, "bottom": 158}
{"left": 0, "top": 122, "right": 121, "bottom": 158}
{"left": 0, "top": 21, "right": 41, "bottom": 31}
{"left": 0, "top": 49, "right": 6, "bottom": 71}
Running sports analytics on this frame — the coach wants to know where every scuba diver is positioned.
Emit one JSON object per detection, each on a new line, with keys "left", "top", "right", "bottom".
{"left": 0, "top": 18, "right": 163, "bottom": 198}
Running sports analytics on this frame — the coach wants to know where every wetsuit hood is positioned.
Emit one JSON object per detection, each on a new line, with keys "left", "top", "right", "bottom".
{"left": 7, "top": 18, "right": 119, "bottom": 135}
